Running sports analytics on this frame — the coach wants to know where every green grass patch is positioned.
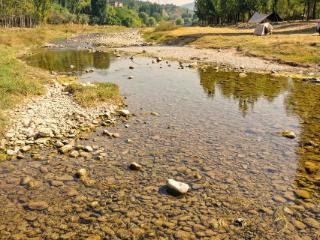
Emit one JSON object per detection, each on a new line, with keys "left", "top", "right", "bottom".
{"left": 65, "top": 83, "right": 120, "bottom": 107}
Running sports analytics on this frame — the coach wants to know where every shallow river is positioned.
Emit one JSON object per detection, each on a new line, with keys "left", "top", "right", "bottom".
{"left": 0, "top": 49, "right": 319, "bottom": 239}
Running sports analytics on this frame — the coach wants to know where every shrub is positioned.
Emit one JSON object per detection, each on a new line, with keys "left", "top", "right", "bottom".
{"left": 154, "top": 21, "right": 177, "bottom": 32}
{"left": 147, "top": 17, "right": 156, "bottom": 26}
{"left": 47, "top": 4, "right": 76, "bottom": 24}
{"left": 175, "top": 18, "right": 184, "bottom": 25}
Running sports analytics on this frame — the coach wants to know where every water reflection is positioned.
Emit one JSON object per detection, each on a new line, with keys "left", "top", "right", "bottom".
{"left": 199, "top": 67, "right": 289, "bottom": 116}
{"left": 25, "top": 49, "right": 111, "bottom": 73}
{"left": 200, "top": 67, "right": 319, "bottom": 199}
{"left": 286, "top": 81, "right": 320, "bottom": 196}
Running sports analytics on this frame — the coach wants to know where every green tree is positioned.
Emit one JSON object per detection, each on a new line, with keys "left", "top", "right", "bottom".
{"left": 91, "top": 0, "right": 107, "bottom": 24}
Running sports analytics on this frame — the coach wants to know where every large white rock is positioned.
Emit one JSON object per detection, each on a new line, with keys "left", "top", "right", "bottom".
{"left": 167, "top": 179, "right": 190, "bottom": 195}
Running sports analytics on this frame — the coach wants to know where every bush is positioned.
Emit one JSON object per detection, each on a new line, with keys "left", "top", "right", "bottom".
{"left": 147, "top": 17, "right": 156, "bottom": 27}
{"left": 154, "top": 21, "right": 177, "bottom": 32}
{"left": 107, "top": 6, "right": 142, "bottom": 27}
{"left": 175, "top": 18, "right": 184, "bottom": 25}
{"left": 47, "top": 4, "right": 76, "bottom": 24}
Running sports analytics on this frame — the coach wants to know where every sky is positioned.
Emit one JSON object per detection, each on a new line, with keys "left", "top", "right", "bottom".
{"left": 142, "top": 0, "right": 193, "bottom": 6}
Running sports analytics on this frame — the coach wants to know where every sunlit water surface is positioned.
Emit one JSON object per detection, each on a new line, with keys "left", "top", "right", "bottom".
{"left": 1, "top": 49, "right": 318, "bottom": 239}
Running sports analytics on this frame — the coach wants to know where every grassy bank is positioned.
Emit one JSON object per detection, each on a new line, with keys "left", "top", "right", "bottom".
{"left": 144, "top": 21, "right": 320, "bottom": 66}
{"left": 0, "top": 24, "right": 123, "bottom": 135}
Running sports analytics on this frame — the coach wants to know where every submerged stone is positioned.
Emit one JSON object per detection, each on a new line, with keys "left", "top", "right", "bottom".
{"left": 282, "top": 130, "right": 296, "bottom": 139}
{"left": 166, "top": 179, "right": 190, "bottom": 195}
{"left": 294, "top": 189, "right": 311, "bottom": 199}
{"left": 27, "top": 201, "right": 48, "bottom": 211}
{"left": 129, "top": 162, "right": 142, "bottom": 171}
{"left": 118, "top": 109, "right": 130, "bottom": 117}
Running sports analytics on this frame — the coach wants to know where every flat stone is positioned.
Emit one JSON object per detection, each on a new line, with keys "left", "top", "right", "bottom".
{"left": 294, "top": 189, "right": 311, "bottom": 199}
{"left": 239, "top": 72, "right": 247, "bottom": 78}
{"left": 129, "top": 162, "right": 142, "bottom": 171}
{"left": 69, "top": 150, "right": 79, "bottom": 158}
{"left": 59, "top": 144, "right": 73, "bottom": 154}
{"left": 282, "top": 130, "right": 296, "bottom": 139}
{"left": 118, "top": 109, "right": 130, "bottom": 117}
{"left": 303, "top": 217, "right": 320, "bottom": 229}
{"left": 166, "top": 179, "right": 190, "bottom": 195}
{"left": 84, "top": 146, "right": 93, "bottom": 152}
{"left": 27, "top": 201, "right": 48, "bottom": 211}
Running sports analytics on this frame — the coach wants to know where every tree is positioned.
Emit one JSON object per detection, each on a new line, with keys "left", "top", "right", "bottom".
{"left": 91, "top": 0, "right": 107, "bottom": 24}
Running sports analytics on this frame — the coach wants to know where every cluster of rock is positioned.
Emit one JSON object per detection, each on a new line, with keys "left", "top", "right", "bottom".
{"left": 57, "top": 30, "right": 149, "bottom": 49}
{"left": 0, "top": 82, "right": 117, "bottom": 157}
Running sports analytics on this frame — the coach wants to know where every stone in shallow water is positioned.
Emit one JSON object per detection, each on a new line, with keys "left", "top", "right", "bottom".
{"left": 239, "top": 72, "right": 247, "bottom": 78}
{"left": 59, "top": 144, "right": 73, "bottom": 154}
{"left": 303, "top": 217, "right": 320, "bottom": 229}
{"left": 27, "top": 201, "right": 48, "bottom": 211}
{"left": 118, "top": 109, "right": 130, "bottom": 117}
{"left": 294, "top": 189, "right": 311, "bottom": 199}
{"left": 76, "top": 168, "right": 88, "bottom": 178}
{"left": 166, "top": 179, "right": 190, "bottom": 195}
{"left": 129, "top": 162, "right": 142, "bottom": 171}
{"left": 304, "top": 161, "right": 319, "bottom": 174}
{"left": 281, "top": 130, "right": 296, "bottom": 139}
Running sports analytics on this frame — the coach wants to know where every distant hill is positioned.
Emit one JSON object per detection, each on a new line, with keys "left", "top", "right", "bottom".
{"left": 181, "top": 2, "right": 194, "bottom": 11}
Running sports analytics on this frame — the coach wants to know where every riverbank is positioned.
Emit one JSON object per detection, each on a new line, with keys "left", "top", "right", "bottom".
{"left": 0, "top": 24, "right": 124, "bottom": 137}
{"left": 142, "top": 22, "right": 320, "bottom": 75}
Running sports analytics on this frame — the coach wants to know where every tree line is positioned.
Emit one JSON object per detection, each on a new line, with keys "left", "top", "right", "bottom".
{"left": 0, "top": 0, "right": 190, "bottom": 27}
{"left": 195, "top": 0, "right": 320, "bottom": 25}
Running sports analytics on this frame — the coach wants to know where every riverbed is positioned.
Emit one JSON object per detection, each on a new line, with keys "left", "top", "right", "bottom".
{"left": 0, "top": 49, "right": 319, "bottom": 239}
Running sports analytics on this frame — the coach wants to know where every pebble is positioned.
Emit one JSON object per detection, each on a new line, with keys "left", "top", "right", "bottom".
{"left": 27, "top": 201, "right": 49, "bottom": 211}
{"left": 129, "top": 162, "right": 142, "bottom": 171}
{"left": 239, "top": 72, "right": 247, "bottom": 78}
{"left": 303, "top": 217, "right": 320, "bottom": 229}
{"left": 76, "top": 168, "right": 88, "bottom": 178}
{"left": 294, "top": 189, "right": 311, "bottom": 199}
{"left": 84, "top": 146, "right": 93, "bottom": 152}
{"left": 166, "top": 179, "right": 190, "bottom": 195}
{"left": 118, "top": 109, "right": 130, "bottom": 117}
{"left": 282, "top": 130, "right": 296, "bottom": 139}
{"left": 59, "top": 144, "right": 73, "bottom": 154}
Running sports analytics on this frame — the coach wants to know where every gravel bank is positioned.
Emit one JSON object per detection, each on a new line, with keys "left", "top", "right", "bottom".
{"left": 115, "top": 45, "right": 318, "bottom": 75}
{"left": 1, "top": 82, "right": 117, "bottom": 152}
{"left": 55, "top": 29, "right": 147, "bottom": 49}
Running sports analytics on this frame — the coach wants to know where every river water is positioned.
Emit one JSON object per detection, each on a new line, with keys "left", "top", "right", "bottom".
{"left": 0, "top": 49, "right": 319, "bottom": 239}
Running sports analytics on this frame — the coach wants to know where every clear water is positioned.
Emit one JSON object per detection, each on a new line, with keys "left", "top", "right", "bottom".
{"left": 2, "top": 49, "right": 318, "bottom": 239}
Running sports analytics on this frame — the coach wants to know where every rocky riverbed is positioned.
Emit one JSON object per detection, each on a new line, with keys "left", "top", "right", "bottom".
{"left": 0, "top": 30, "right": 319, "bottom": 239}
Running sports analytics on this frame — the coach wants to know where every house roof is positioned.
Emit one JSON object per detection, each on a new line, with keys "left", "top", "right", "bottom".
{"left": 249, "top": 12, "right": 283, "bottom": 23}
{"left": 248, "top": 12, "right": 270, "bottom": 23}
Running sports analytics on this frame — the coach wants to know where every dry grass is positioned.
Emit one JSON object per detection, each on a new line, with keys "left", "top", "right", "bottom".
{"left": 144, "top": 21, "right": 320, "bottom": 66}
{"left": 0, "top": 24, "right": 124, "bottom": 135}
{"left": 65, "top": 83, "right": 120, "bottom": 107}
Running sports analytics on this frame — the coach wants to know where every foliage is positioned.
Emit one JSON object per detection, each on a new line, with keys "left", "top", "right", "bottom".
{"left": 0, "top": 0, "right": 191, "bottom": 27}
{"left": 176, "top": 18, "right": 184, "bottom": 25}
{"left": 154, "top": 21, "right": 178, "bottom": 32}
{"left": 195, "top": 0, "right": 320, "bottom": 24}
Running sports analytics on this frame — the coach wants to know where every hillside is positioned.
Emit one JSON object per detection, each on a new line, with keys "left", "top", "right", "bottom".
{"left": 181, "top": 2, "right": 194, "bottom": 11}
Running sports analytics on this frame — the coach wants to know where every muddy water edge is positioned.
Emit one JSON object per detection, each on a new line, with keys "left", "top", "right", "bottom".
{"left": 0, "top": 48, "right": 319, "bottom": 239}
